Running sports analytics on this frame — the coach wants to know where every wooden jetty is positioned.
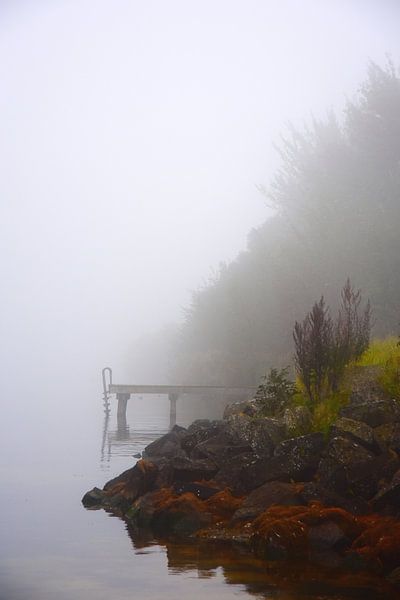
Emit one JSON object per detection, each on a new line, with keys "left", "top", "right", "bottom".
{"left": 102, "top": 368, "right": 257, "bottom": 429}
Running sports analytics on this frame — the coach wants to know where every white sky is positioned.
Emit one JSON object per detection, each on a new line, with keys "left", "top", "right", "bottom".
{"left": 1, "top": 0, "right": 400, "bottom": 386}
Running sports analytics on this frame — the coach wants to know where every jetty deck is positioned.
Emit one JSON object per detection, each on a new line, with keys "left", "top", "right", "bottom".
{"left": 103, "top": 368, "right": 257, "bottom": 429}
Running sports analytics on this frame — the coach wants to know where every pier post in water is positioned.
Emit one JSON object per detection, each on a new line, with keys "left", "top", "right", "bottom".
{"left": 168, "top": 393, "right": 178, "bottom": 429}
{"left": 117, "top": 392, "right": 130, "bottom": 431}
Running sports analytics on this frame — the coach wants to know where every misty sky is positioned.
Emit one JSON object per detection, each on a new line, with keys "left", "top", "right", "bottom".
{"left": 1, "top": 0, "right": 400, "bottom": 388}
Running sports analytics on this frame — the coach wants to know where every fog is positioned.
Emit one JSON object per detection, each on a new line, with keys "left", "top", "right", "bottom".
{"left": 1, "top": 0, "right": 400, "bottom": 413}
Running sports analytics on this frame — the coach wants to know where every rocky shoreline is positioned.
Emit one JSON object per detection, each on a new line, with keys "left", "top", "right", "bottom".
{"left": 83, "top": 373, "right": 400, "bottom": 596}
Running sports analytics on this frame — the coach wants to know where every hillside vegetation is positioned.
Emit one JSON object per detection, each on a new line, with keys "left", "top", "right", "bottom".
{"left": 171, "top": 62, "right": 400, "bottom": 386}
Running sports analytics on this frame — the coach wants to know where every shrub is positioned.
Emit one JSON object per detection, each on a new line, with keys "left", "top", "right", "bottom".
{"left": 256, "top": 367, "right": 297, "bottom": 415}
{"left": 293, "top": 280, "right": 371, "bottom": 404}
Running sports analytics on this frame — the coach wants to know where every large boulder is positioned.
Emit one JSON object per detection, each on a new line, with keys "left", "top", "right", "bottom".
{"left": 374, "top": 422, "right": 400, "bottom": 453}
{"left": 232, "top": 481, "right": 304, "bottom": 523}
{"left": 212, "top": 452, "right": 258, "bottom": 495}
{"left": 372, "top": 469, "right": 400, "bottom": 514}
{"left": 238, "top": 433, "right": 326, "bottom": 492}
{"left": 300, "top": 482, "right": 371, "bottom": 515}
{"left": 143, "top": 424, "right": 187, "bottom": 459}
{"left": 170, "top": 456, "right": 219, "bottom": 483}
{"left": 223, "top": 398, "right": 259, "bottom": 419}
{"left": 190, "top": 430, "right": 252, "bottom": 463}
{"left": 339, "top": 399, "right": 400, "bottom": 427}
{"left": 226, "top": 414, "right": 286, "bottom": 457}
{"left": 180, "top": 420, "right": 226, "bottom": 456}
{"left": 82, "top": 487, "right": 107, "bottom": 508}
{"left": 317, "top": 437, "right": 399, "bottom": 500}
{"left": 274, "top": 432, "right": 326, "bottom": 470}
{"left": 330, "top": 417, "right": 377, "bottom": 453}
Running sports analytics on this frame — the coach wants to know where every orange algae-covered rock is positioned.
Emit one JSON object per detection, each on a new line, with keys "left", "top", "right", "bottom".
{"left": 251, "top": 503, "right": 363, "bottom": 560}
{"left": 150, "top": 489, "right": 213, "bottom": 536}
{"left": 352, "top": 515, "right": 400, "bottom": 571}
{"left": 204, "top": 489, "right": 243, "bottom": 522}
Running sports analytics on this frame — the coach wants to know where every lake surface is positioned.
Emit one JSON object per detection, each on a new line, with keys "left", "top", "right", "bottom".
{"left": 0, "top": 389, "right": 393, "bottom": 599}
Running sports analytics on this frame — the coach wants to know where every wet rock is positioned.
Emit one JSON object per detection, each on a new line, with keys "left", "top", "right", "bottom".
{"left": 143, "top": 424, "right": 187, "bottom": 459}
{"left": 317, "top": 437, "right": 399, "bottom": 500}
{"left": 170, "top": 456, "right": 218, "bottom": 483}
{"left": 82, "top": 487, "right": 106, "bottom": 508}
{"left": 331, "top": 417, "right": 377, "bottom": 453}
{"left": 191, "top": 431, "right": 252, "bottom": 462}
{"left": 301, "top": 482, "right": 370, "bottom": 515}
{"left": 103, "top": 459, "right": 159, "bottom": 502}
{"left": 339, "top": 398, "right": 400, "bottom": 427}
{"left": 213, "top": 451, "right": 258, "bottom": 495}
{"left": 374, "top": 422, "right": 400, "bottom": 453}
{"left": 226, "top": 414, "right": 286, "bottom": 457}
{"left": 151, "top": 491, "right": 213, "bottom": 536}
{"left": 283, "top": 406, "right": 312, "bottom": 436}
{"left": 274, "top": 432, "right": 326, "bottom": 475}
{"left": 307, "top": 520, "right": 350, "bottom": 551}
{"left": 372, "top": 469, "right": 400, "bottom": 514}
{"left": 232, "top": 481, "right": 304, "bottom": 523}
{"left": 223, "top": 398, "right": 259, "bottom": 419}
{"left": 181, "top": 420, "right": 226, "bottom": 456}
{"left": 103, "top": 466, "right": 134, "bottom": 491}
{"left": 172, "top": 481, "right": 220, "bottom": 500}
{"left": 387, "top": 566, "right": 400, "bottom": 586}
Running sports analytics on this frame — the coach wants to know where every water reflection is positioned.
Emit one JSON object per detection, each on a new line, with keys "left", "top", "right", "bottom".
{"left": 100, "top": 396, "right": 168, "bottom": 468}
{"left": 123, "top": 525, "right": 396, "bottom": 600}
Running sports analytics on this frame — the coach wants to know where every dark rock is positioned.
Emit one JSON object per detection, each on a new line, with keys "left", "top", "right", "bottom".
{"left": 152, "top": 496, "right": 213, "bottom": 537}
{"left": 339, "top": 399, "right": 400, "bottom": 427}
{"left": 82, "top": 487, "right": 106, "bottom": 508}
{"left": 172, "top": 481, "right": 220, "bottom": 500}
{"left": 191, "top": 431, "right": 252, "bottom": 462}
{"left": 181, "top": 420, "right": 226, "bottom": 456}
{"left": 374, "top": 422, "right": 400, "bottom": 453}
{"left": 223, "top": 398, "right": 259, "bottom": 419}
{"left": 387, "top": 566, "right": 400, "bottom": 586}
{"left": 143, "top": 424, "right": 187, "bottom": 458}
{"left": 213, "top": 452, "right": 258, "bottom": 495}
{"left": 307, "top": 520, "right": 350, "bottom": 551}
{"left": 372, "top": 469, "right": 400, "bottom": 514}
{"left": 226, "top": 414, "right": 286, "bottom": 457}
{"left": 171, "top": 456, "right": 218, "bottom": 483}
{"left": 103, "top": 467, "right": 134, "bottom": 491}
{"left": 232, "top": 481, "right": 304, "bottom": 522}
{"left": 104, "top": 459, "right": 159, "bottom": 502}
{"left": 274, "top": 432, "right": 326, "bottom": 465}
{"left": 238, "top": 433, "right": 326, "bottom": 492}
{"left": 317, "top": 437, "right": 399, "bottom": 500}
{"left": 301, "top": 482, "right": 371, "bottom": 515}
{"left": 105, "top": 493, "right": 131, "bottom": 512}
{"left": 331, "top": 417, "right": 377, "bottom": 452}
{"left": 126, "top": 491, "right": 157, "bottom": 527}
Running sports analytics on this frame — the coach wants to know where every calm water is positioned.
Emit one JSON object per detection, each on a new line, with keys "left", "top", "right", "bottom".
{"left": 0, "top": 389, "right": 393, "bottom": 599}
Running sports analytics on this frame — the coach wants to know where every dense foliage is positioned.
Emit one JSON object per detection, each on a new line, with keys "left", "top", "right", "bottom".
{"left": 171, "top": 62, "right": 400, "bottom": 386}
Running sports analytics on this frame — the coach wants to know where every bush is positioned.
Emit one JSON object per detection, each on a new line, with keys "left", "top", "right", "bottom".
{"left": 256, "top": 367, "right": 297, "bottom": 415}
{"left": 293, "top": 279, "right": 371, "bottom": 405}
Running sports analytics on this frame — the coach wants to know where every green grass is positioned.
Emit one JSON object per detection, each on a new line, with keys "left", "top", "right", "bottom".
{"left": 355, "top": 336, "right": 400, "bottom": 399}
{"left": 356, "top": 336, "right": 399, "bottom": 368}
